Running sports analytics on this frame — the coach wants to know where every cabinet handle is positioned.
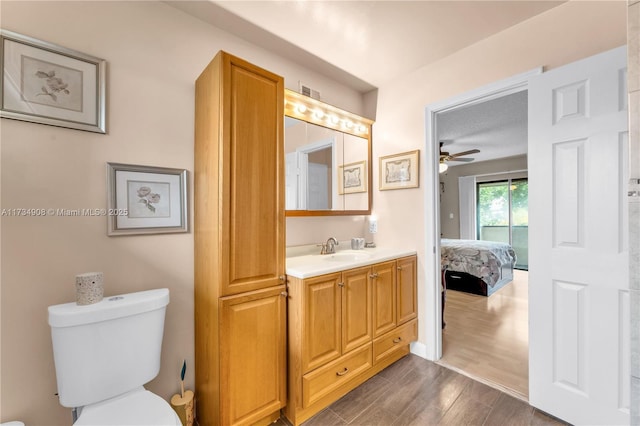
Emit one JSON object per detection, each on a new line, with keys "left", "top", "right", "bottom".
{"left": 393, "top": 337, "right": 402, "bottom": 344}
{"left": 280, "top": 291, "right": 288, "bottom": 297}
{"left": 336, "top": 367, "right": 349, "bottom": 376}
{"left": 369, "top": 273, "right": 378, "bottom": 279}
{"left": 397, "top": 266, "right": 403, "bottom": 271}
{"left": 338, "top": 282, "right": 345, "bottom": 288}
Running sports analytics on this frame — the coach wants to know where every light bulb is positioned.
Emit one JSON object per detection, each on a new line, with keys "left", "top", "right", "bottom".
{"left": 329, "top": 115, "right": 339, "bottom": 125}
{"left": 439, "top": 162, "right": 448, "bottom": 173}
{"left": 313, "top": 109, "right": 324, "bottom": 119}
{"left": 295, "top": 104, "right": 307, "bottom": 114}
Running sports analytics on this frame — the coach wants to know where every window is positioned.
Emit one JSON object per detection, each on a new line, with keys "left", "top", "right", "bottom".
{"left": 477, "top": 178, "right": 528, "bottom": 269}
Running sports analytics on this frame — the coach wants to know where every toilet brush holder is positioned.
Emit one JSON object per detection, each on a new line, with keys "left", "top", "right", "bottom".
{"left": 170, "top": 390, "right": 195, "bottom": 426}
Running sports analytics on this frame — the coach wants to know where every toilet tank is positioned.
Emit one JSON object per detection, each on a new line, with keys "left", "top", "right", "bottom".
{"left": 48, "top": 288, "right": 169, "bottom": 408}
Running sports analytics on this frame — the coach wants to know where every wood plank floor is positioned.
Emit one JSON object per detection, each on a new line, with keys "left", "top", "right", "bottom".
{"left": 279, "top": 353, "right": 565, "bottom": 425}
{"left": 439, "top": 270, "right": 529, "bottom": 400}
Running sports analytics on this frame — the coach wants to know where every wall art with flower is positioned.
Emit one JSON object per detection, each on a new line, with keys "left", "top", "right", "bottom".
{"left": 1, "top": 30, "right": 106, "bottom": 133}
{"left": 127, "top": 181, "right": 170, "bottom": 218}
{"left": 107, "top": 163, "right": 188, "bottom": 236}
{"left": 379, "top": 150, "right": 420, "bottom": 190}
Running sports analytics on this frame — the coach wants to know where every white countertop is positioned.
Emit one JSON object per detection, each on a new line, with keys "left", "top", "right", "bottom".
{"left": 286, "top": 247, "right": 417, "bottom": 279}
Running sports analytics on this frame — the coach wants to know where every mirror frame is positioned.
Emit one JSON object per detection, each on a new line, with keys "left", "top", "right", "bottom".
{"left": 284, "top": 89, "right": 374, "bottom": 216}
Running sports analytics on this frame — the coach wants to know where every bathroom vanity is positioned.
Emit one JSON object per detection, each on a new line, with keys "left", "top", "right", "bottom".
{"left": 193, "top": 50, "right": 412, "bottom": 426}
{"left": 284, "top": 248, "right": 418, "bottom": 425}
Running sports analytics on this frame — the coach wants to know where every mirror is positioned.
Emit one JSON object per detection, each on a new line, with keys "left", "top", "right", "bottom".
{"left": 284, "top": 89, "right": 373, "bottom": 216}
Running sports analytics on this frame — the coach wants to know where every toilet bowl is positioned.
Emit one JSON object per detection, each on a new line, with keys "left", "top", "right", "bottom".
{"left": 48, "top": 288, "right": 179, "bottom": 425}
{"left": 75, "top": 388, "right": 180, "bottom": 425}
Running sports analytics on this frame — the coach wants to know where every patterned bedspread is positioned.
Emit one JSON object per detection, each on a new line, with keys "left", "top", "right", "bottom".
{"left": 441, "top": 239, "right": 517, "bottom": 287}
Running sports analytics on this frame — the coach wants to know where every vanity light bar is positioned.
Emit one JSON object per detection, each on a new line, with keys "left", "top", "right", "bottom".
{"left": 284, "top": 89, "right": 373, "bottom": 137}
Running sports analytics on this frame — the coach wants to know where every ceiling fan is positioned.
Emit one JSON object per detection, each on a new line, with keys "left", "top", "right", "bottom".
{"left": 439, "top": 141, "right": 480, "bottom": 172}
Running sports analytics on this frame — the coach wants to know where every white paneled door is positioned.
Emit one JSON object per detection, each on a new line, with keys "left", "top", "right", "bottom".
{"left": 528, "top": 46, "right": 629, "bottom": 425}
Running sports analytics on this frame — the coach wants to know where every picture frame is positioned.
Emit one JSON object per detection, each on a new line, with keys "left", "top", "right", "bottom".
{"left": 338, "top": 160, "right": 367, "bottom": 194}
{"left": 107, "top": 163, "right": 188, "bottom": 236}
{"left": 379, "top": 150, "right": 420, "bottom": 190}
{"left": 1, "top": 29, "right": 106, "bottom": 133}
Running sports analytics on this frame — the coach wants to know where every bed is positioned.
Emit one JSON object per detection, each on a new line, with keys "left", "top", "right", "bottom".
{"left": 441, "top": 238, "right": 517, "bottom": 296}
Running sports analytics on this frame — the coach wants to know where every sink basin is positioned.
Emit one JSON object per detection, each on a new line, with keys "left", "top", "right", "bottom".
{"left": 323, "top": 251, "right": 372, "bottom": 262}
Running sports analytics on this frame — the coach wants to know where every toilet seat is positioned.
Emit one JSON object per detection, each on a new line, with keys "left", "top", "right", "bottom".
{"left": 75, "top": 388, "right": 181, "bottom": 426}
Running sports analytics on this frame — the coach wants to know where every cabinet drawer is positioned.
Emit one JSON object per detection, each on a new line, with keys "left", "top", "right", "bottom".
{"left": 372, "top": 319, "right": 417, "bottom": 365}
{"left": 302, "top": 343, "right": 372, "bottom": 408}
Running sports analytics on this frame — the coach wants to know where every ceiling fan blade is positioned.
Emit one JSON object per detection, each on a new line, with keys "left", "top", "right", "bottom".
{"left": 448, "top": 157, "right": 475, "bottom": 162}
{"left": 450, "top": 149, "right": 480, "bottom": 158}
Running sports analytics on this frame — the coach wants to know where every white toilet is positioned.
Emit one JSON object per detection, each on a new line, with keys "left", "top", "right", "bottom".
{"left": 48, "top": 288, "right": 181, "bottom": 425}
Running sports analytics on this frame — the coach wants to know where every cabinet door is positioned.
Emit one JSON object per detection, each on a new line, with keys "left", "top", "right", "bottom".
{"left": 303, "top": 273, "right": 342, "bottom": 373}
{"left": 372, "top": 260, "right": 397, "bottom": 337}
{"left": 220, "top": 285, "right": 287, "bottom": 426}
{"left": 221, "top": 53, "right": 285, "bottom": 296}
{"left": 341, "top": 266, "right": 372, "bottom": 353}
{"left": 397, "top": 255, "right": 418, "bottom": 325}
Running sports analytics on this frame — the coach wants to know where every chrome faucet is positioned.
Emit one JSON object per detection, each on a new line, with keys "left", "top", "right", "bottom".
{"left": 321, "top": 237, "right": 339, "bottom": 254}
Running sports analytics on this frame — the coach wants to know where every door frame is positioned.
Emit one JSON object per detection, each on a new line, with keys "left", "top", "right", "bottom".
{"left": 296, "top": 137, "right": 337, "bottom": 210}
{"left": 423, "top": 67, "right": 542, "bottom": 360}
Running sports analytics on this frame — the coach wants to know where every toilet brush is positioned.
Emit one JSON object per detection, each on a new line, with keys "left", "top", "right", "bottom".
{"left": 180, "top": 360, "right": 186, "bottom": 398}
{"left": 170, "top": 360, "right": 195, "bottom": 426}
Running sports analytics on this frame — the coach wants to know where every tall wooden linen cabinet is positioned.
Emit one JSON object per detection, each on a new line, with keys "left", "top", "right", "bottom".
{"left": 194, "top": 51, "right": 286, "bottom": 426}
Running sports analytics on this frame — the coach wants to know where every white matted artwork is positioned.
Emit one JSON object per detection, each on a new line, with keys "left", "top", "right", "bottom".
{"left": 379, "top": 150, "right": 420, "bottom": 190}
{"left": 107, "top": 163, "right": 188, "bottom": 235}
{"left": 338, "top": 160, "right": 367, "bottom": 194}
{"left": 1, "top": 29, "right": 106, "bottom": 133}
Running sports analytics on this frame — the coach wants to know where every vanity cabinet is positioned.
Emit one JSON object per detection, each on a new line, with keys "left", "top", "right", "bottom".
{"left": 194, "top": 51, "right": 285, "bottom": 426}
{"left": 397, "top": 255, "right": 418, "bottom": 324}
{"left": 301, "top": 266, "right": 372, "bottom": 373}
{"left": 302, "top": 273, "right": 342, "bottom": 372}
{"left": 341, "top": 266, "right": 374, "bottom": 354}
{"left": 285, "top": 255, "right": 418, "bottom": 425}
{"left": 371, "top": 260, "right": 397, "bottom": 337}
{"left": 372, "top": 256, "right": 418, "bottom": 365}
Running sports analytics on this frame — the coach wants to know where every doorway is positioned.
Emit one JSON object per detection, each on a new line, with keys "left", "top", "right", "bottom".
{"left": 425, "top": 68, "right": 541, "bottom": 400}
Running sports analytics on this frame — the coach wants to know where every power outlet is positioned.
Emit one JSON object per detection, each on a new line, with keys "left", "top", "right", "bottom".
{"left": 368, "top": 217, "right": 378, "bottom": 234}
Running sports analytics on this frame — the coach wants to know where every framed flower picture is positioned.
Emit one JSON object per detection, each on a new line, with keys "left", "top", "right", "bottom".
{"left": 1, "top": 30, "right": 106, "bottom": 133}
{"left": 338, "top": 160, "right": 367, "bottom": 194}
{"left": 107, "top": 163, "right": 188, "bottom": 236}
{"left": 379, "top": 150, "right": 420, "bottom": 190}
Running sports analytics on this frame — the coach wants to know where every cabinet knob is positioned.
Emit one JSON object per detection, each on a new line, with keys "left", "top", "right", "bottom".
{"left": 397, "top": 266, "right": 403, "bottom": 271}
{"left": 279, "top": 275, "right": 286, "bottom": 282}
{"left": 369, "top": 273, "right": 378, "bottom": 279}
{"left": 336, "top": 367, "right": 349, "bottom": 377}
{"left": 393, "top": 337, "right": 402, "bottom": 344}
{"left": 337, "top": 282, "right": 345, "bottom": 288}
{"left": 280, "top": 291, "right": 288, "bottom": 298}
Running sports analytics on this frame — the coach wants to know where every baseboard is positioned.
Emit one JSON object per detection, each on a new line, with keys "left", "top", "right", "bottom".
{"left": 410, "top": 341, "right": 428, "bottom": 359}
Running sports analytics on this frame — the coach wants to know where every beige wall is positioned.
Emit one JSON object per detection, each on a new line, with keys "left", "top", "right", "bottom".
{"left": 0, "top": 1, "right": 364, "bottom": 424}
{"left": 439, "top": 155, "right": 528, "bottom": 239}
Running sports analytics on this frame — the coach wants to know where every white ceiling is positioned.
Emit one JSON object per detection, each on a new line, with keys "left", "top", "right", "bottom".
{"left": 168, "top": 0, "right": 563, "bottom": 163}
{"left": 437, "top": 90, "right": 528, "bottom": 165}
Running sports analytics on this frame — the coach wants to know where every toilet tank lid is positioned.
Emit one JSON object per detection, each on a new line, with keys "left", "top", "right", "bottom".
{"left": 49, "top": 288, "right": 169, "bottom": 328}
